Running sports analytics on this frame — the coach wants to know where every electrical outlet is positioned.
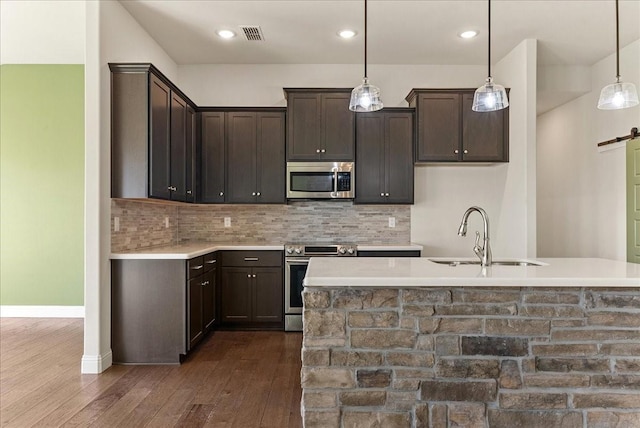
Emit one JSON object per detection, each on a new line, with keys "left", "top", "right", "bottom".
{"left": 388, "top": 217, "right": 396, "bottom": 228}
{"left": 224, "top": 217, "right": 231, "bottom": 228}
{"left": 114, "top": 217, "right": 120, "bottom": 232}
{"left": 165, "top": 217, "right": 170, "bottom": 228}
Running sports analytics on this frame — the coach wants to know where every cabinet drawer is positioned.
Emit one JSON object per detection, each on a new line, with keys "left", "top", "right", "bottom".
{"left": 187, "top": 256, "right": 205, "bottom": 279}
{"left": 204, "top": 252, "right": 217, "bottom": 273}
{"left": 221, "top": 251, "right": 283, "bottom": 267}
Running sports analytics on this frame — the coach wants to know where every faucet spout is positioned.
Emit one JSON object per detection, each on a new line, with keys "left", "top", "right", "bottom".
{"left": 457, "top": 206, "right": 492, "bottom": 266}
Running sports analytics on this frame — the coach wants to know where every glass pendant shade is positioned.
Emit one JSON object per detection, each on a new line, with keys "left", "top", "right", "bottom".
{"left": 349, "top": 78, "right": 383, "bottom": 112}
{"left": 597, "top": 80, "right": 639, "bottom": 110}
{"left": 473, "top": 0, "right": 508, "bottom": 113}
{"left": 472, "top": 77, "right": 509, "bottom": 112}
{"left": 597, "top": 0, "right": 639, "bottom": 110}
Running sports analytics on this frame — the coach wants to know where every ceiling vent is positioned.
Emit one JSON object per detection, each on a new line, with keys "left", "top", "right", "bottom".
{"left": 240, "top": 26, "right": 265, "bottom": 41}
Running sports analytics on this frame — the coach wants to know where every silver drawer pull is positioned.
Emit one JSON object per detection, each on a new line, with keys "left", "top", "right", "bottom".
{"left": 244, "top": 257, "right": 259, "bottom": 261}
{"left": 205, "top": 260, "right": 217, "bottom": 264}
{"left": 191, "top": 265, "right": 204, "bottom": 270}
{"left": 247, "top": 274, "right": 251, "bottom": 278}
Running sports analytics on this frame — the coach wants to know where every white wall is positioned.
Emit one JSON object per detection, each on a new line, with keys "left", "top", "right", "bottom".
{"left": 179, "top": 42, "right": 537, "bottom": 258}
{"left": 83, "top": 0, "right": 178, "bottom": 373}
{"left": 537, "top": 39, "right": 640, "bottom": 261}
{"left": 0, "top": 0, "right": 85, "bottom": 64}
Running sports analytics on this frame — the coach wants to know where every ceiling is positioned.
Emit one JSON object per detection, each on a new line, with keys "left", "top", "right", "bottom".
{"left": 119, "top": 0, "right": 640, "bottom": 67}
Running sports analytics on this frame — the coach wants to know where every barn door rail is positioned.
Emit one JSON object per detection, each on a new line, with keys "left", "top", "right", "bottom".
{"left": 597, "top": 127, "right": 639, "bottom": 147}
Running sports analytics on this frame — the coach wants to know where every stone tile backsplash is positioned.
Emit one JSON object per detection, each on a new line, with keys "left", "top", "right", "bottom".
{"left": 111, "top": 199, "right": 411, "bottom": 252}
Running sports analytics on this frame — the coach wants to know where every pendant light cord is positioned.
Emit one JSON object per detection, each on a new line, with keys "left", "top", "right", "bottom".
{"left": 364, "top": 0, "right": 368, "bottom": 79}
{"left": 615, "top": 0, "right": 620, "bottom": 80}
{"left": 487, "top": 0, "right": 491, "bottom": 79}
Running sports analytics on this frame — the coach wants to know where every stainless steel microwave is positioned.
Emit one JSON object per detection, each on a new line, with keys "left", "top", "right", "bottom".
{"left": 286, "top": 162, "right": 355, "bottom": 199}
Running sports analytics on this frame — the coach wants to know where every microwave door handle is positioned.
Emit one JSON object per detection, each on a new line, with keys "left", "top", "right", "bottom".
{"left": 333, "top": 170, "right": 339, "bottom": 195}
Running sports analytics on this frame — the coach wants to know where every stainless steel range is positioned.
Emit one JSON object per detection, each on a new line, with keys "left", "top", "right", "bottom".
{"left": 284, "top": 243, "right": 357, "bottom": 331}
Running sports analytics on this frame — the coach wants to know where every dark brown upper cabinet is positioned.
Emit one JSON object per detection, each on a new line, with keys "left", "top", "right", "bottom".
{"left": 355, "top": 109, "right": 415, "bottom": 204}
{"left": 110, "top": 63, "right": 197, "bottom": 201}
{"left": 226, "top": 111, "right": 286, "bottom": 204}
{"left": 284, "top": 89, "right": 355, "bottom": 161}
{"left": 406, "top": 89, "right": 509, "bottom": 163}
{"left": 199, "top": 111, "right": 226, "bottom": 203}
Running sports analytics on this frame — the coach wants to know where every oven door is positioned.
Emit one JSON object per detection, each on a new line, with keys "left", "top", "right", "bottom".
{"left": 285, "top": 258, "right": 309, "bottom": 314}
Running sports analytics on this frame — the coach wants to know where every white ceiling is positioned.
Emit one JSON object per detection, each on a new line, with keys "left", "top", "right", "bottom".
{"left": 119, "top": 0, "right": 640, "bottom": 67}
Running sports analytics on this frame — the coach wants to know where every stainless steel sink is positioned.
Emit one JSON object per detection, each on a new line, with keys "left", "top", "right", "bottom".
{"left": 428, "top": 258, "right": 546, "bottom": 267}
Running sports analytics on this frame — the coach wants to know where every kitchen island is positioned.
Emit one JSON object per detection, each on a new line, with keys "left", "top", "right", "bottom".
{"left": 301, "top": 257, "right": 640, "bottom": 428}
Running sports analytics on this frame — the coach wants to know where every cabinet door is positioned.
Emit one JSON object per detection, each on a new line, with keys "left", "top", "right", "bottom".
{"left": 462, "top": 93, "right": 508, "bottom": 162}
{"left": 385, "top": 112, "right": 414, "bottom": 204}
{"left": 355, "top": 113, "right": 386, "bottom": 203}
{"left": 416, "top": 93, "right": 460, "bottom": 162}
{"left": 170, "top": 92, "right": 188, "bottom": 202}
{"left": 252, "top": 267, "right": 283, "bottom": 323}
{"left": 185, "top": 105, "right": 197, "bottom": 202}
{"left": 187, "top": 276, "right": 203, "bottom": 350}
{"left": 200, "top": 112, "right": 226, "bottom": 203}
{"left": 322, "top": 92, "right": 355, "bottom": 161}
{"left": 227, "top": 112, "right": 258, "bottom": 203}
{"left": 202, "top": 268, "right": 216, "bottom": 330}
{"left": 221, "top": 267, "right": 252, "bottom": 323}
{"left": 149, "top": 74, "right": 171, "bottom": 199}
{"left": 287, "top": 93, "right": 322, "bottom": 160}
{"left": 256, "top": 112, "right": 285, "bottom": 204}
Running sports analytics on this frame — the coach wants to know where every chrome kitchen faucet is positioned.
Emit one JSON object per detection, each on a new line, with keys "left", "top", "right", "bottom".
{"left": 458, "top": 206, "right": 492, "bottom": 267}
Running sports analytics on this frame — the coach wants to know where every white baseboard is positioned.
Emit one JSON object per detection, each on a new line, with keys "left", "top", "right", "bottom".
{"left": 81, "top": 351, "right": 113, "bottom": 374}
{"left": 0, "top": 305, "right": 85, "bottom": 318}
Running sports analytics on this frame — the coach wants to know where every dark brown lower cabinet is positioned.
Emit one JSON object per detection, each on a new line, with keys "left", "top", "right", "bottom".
{"left": 111, "top": 251, "right": 218, "bottom": 364}
{"left": 220, "top": 251, "right": 283, "bottom": 330}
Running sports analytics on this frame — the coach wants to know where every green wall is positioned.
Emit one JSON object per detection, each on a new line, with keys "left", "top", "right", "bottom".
{"left": 0, "top": 65, "right": 84, "bottom": 306}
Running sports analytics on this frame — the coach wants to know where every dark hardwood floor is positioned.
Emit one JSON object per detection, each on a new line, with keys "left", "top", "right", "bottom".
{"left": 0, "top": 318, "right": 303, "bottom": 427}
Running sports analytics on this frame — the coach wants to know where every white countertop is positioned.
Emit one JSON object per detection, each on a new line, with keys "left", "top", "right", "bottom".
{"left": 303, "top": 257, "right": 640, "bottom": 287}
{"left": 111, "top": 242, "right": 422, "bottom": 260}
{"left": 111, "top": 242, "right": 284, "bottom": 260}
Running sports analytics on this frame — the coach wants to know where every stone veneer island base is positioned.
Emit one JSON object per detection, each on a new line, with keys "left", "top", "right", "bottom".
{"left": 300, "top": 258, "right": 640, "bottom": 428}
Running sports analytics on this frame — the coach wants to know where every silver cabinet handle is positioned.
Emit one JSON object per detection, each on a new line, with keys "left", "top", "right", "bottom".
{"left": 247, "top": 274, "right": 251, "bottom": 278}
{"left": 316, "top": 149, "right": 320, "bottom": 153}
{"left": 187, "top": 190, "right": 192, "bottom": 195}
{"left": 252, "top": 274, "right": 257, "bottom": 278}
{"left": 321, "top": 149, "right": 326, "bottom": 153}
{"left": 257, "top": 192, "right": 261, "bottom": 196}
{"left": 191, "top": 265, "right": 204, "bottom": 270}
{"left": 385, "top": 193, "right": 390, "bottom": 197}
{"left": 252, "top": 192, "right": 256, "bottom": 196}
{"left": 168, "top": 186, "right": 177, "bottom": 191}
{"left": 244, "top": 257, "right": 259, "bottom": 261}
{"left": 464, "top": 149, "right": 468, "bottom": 154}
{"left": 380, "top": 192, "right": 385, "bottom": 197}
{"left": 205, "top": 260, "right": 216, "bottom": 264}
{"left": 201, "top": 280, "right": 209, "bottom": 286}
{"left": 454, "top": 149, "right": 459, "bottom": 154}
{"left": 219, "top": 191, "right": 224, "bottom": 196}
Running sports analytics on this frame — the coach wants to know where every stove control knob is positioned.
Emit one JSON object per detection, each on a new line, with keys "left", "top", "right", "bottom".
{"left": 338, "top": 247, "right": 347, "bottom": 255}
{"left": 286, "top": 248, "right": 294, "bottom": 254}
{"left": 347, "top": 248, "right": 355, "bottom": 255}
{"left": 294, "top": 248, "right": 302, "bottom": 254}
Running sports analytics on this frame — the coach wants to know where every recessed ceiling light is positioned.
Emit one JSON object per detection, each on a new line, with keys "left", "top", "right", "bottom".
{"left": 338, "top": 29, "right": 357, "bottom": 39}
{"left": 459, "top": 30, "right": 478, "bottom": 39}
{"left": 217, "top": 30, "right": 236, "bottom": 39}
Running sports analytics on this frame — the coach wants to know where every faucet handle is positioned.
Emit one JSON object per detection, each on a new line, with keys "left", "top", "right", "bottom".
{"left": 473, "top": 231, "right": 484, "bottom": 260}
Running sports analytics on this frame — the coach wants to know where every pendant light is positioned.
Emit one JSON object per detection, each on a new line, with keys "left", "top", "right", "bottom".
{"left": 349, "top": 0, "right": 383, "bottom": 112}
{"left": 597, "top": 0, "right": 639, "bottom": 110}
{"left": 472, "top": 0, "right": 509, "bottom": 112}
